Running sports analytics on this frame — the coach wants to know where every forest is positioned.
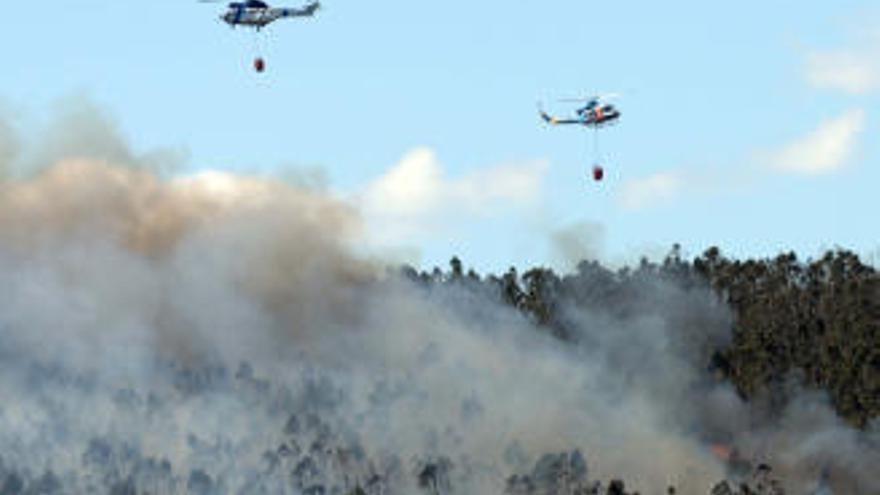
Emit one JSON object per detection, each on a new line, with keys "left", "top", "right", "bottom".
{"left": 401, "top": 247, "right": 880, "bottom": 430}
{"left": 1, "top": 244, "right": 878, "bottom": 495}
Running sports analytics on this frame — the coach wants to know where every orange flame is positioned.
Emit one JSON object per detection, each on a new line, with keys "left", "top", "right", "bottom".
{"left": 710, "top": 444, "right": 733, "bottom": 462}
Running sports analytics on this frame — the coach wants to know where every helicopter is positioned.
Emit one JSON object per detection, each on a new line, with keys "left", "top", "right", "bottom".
{"left": 539, "top": 94, "right": 621, "bottom": 128}
{"left": 539, "top": 94, "right": 622, "bottom": 182}
{"left": 202, "top": 0, "right": 320, "bottom": 31}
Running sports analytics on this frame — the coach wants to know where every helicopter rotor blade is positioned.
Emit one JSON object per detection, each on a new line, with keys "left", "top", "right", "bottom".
{"left": 558, "top": 92, "right": 621, "bottom": 103}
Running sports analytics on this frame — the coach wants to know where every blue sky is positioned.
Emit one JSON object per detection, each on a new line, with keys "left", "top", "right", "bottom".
{"left": 2, "top": 1, "right": 878, "bottom": 272}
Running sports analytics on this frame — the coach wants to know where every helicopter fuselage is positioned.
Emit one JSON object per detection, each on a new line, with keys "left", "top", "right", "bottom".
{"left": 221, "top": 8, "right": 286, "bottom": 27}
{"left": 576, "top": 103, "right": 620, "bottom": 126}
{"left": 221, "top": 2, "right": 319, "bottom": 29}
{"left": 582, "top": 106, "right": 620, "bottom": 126}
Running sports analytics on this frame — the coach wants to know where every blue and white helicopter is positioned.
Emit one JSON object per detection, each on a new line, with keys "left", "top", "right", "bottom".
{"left": 539, "top": 94, "right": 621, "bottom": 128}
{"left": 202, "top": 0, "right": 320, "bottom": 31}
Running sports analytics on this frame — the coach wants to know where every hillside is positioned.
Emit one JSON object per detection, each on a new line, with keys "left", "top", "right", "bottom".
{"left": 403, "top": 247, "right": 880, "bottom": 429}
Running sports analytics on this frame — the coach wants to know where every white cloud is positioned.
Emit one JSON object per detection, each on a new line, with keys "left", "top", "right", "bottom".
{"left": 614, "top": 109, "right": 865, "bottom": 211}
{"left": 767, "top": 109, "right": 865, "bottom": 175}
{"left": 357, "top": 147, "right": 547, "bottom": 246}
{"left": 361, "top": 148, "right": 445, "bottom": 218}
{"left": 172, "top": 170, "right": 284, "bottom": 206}
{"left": 617, "top": 172, "right": 683, "bottom": 211}
{"left": 806, "top": 50, "right": 879, "bottom": 94}
{"left": 804, "top": 27, "right": 880, "bottom": 95}
{"left": 614, "top": 108, "right": 865, "bottom": 210}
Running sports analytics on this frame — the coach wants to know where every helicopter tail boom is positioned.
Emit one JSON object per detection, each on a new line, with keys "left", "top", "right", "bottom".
{"left": 539, "top": 111, "right": 579, "bottom": 125}
{"left": 277, "top": 1, "right": 320, "bottom": 18}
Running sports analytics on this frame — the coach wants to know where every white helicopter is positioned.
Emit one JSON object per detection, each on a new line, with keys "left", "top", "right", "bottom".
{"left": 202, "top": 0, "right": 320, "bottom": 31}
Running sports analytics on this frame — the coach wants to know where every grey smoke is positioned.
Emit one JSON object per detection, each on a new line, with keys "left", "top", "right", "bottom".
{"left": 4, "top": 95, "right": 186, "bottom": 180}
{"left": 550, "top": 221, "right": 606, "bottom": 271}
{"left": 0, "top": 102, "right": 877, "bottom": 495}
{"left": 0, "top": 104, "right": 19, "bottom": 178}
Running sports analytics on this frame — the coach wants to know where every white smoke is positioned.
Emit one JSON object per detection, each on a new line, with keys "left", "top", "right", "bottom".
{"left": 0, "top": 101, "right": 876, "bottom": 495}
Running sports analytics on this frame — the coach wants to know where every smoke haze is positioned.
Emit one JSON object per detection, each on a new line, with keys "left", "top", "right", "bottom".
{"left": 0, "top": 102, "right": 877, "bottom": 494}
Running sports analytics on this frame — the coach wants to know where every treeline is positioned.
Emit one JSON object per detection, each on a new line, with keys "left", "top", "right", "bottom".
{"left": 400, "top": 246, "right": 880, "bottom": 428}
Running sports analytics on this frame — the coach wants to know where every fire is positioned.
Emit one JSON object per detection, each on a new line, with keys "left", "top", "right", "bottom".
{"left": 710, "top": 444, "right": 733, "bottom": 462}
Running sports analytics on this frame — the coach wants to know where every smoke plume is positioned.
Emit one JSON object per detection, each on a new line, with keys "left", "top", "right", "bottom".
{"left": 0, "top": 102, "right": 877, "bottom": 494}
